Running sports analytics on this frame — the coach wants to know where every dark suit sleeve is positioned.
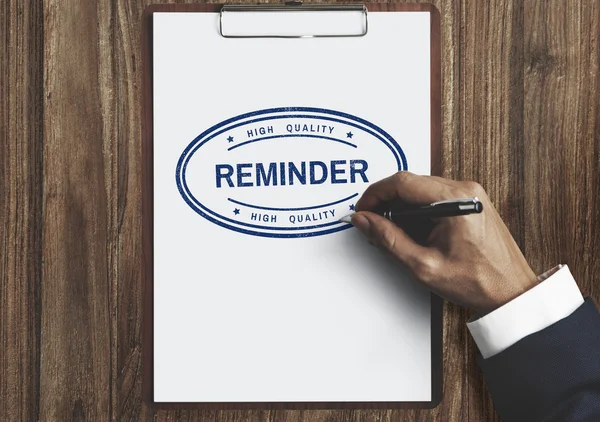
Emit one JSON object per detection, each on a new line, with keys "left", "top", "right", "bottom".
{"left": 479, "top": 298, "right": 600, "bottom": 422}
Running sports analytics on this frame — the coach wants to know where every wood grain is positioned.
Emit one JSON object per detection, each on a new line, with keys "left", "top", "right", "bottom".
{"left": 523, "top": 0, "right": 600, "bottom": 294}
{"left": 41, "top": 0, "right": 114, "bottom": 420}
{"left": 0, "top": 1, "right": 43, "bottom": 421}
{"left": 1, "top": 0, "right": 599, "bottom": 421}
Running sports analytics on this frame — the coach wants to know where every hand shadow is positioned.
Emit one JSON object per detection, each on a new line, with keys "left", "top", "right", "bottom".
{"left": 342, "top": 223, "right": 435, "bottom": 323}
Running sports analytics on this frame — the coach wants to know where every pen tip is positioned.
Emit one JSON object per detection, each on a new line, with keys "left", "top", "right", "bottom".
{"left": 339, "top": 213, "right": 355, "bottom": 224}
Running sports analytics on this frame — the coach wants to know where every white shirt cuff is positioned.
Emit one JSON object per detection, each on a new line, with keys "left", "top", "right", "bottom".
{"left": 466, "top": 265, "right": 584, "bottom": 359}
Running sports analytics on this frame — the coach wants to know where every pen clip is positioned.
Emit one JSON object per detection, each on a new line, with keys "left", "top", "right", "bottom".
{"left": 429, "top": 197, "right": 480, "bottom": 206}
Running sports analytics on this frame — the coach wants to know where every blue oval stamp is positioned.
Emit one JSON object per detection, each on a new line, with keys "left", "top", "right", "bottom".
{"left": 175, "top": 107, "right": 408, "bottom": 238}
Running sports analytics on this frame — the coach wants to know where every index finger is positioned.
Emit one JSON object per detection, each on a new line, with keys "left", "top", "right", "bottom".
{"left": 355, "top": 171, "right": 456, "bottom": 212}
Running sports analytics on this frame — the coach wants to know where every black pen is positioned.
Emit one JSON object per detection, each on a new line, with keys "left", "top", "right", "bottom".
{"left": 340, "top": 197, "right": 483, "bottom": 223}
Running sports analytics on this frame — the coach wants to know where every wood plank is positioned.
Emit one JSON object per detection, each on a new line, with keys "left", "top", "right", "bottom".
{"left": 116, "top": 0, "right": 158, "bottom": 419}
{"left": 459, "top": 0, "right": 525, "bottom": 420}
{"left": 111, "top": 0, "right": 152, "bottom": 419}
{"left": 523, "top": 2, "right": 600, "bottom": 296}
{"left": 0, "top": 1, "right": 44, "bottom": 421}
{"left": 41, "top": 0, "right": 115, "bottom": 419}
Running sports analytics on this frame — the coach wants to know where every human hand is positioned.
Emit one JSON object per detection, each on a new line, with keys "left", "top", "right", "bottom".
{"left": 351, "top": 171, "right": 538, "bottom": 314}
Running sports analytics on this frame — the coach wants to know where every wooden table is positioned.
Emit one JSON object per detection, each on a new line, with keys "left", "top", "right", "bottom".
{"left": 1, "top": 1, "right": 599, "bottom": 420}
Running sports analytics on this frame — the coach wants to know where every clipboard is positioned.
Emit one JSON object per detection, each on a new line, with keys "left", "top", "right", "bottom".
{"left": 142, "top": 2, "right": 442, "bottom": 410}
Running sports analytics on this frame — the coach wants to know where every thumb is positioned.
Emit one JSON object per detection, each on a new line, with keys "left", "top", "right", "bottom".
{"left": 351, "top": 211, "right": 430, "bottom": 271}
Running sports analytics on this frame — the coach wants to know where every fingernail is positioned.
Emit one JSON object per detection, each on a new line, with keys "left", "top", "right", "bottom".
{"left": 352, "top": 213, "right": 371, "bottom": 236}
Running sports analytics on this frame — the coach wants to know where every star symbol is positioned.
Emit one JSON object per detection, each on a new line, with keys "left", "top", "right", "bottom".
{"left": 349, "top": 204, "right": 355, "bottom": 211}
{"left": 233, "top": 208, "right": 240, "bottom": 215}
{"left": 227, "top": 136, "right": 234, "bottom": 143}
{"left": 346, "top": 132, "right": 354, "bottom": 139}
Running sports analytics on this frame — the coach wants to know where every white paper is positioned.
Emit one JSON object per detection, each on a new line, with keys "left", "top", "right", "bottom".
{"left": 153, "top": 11, "right": 433, "bottom": 402}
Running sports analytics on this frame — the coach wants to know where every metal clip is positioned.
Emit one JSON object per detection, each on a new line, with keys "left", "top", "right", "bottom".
{"left": 219, "top": 3, "right": 368, "bottom": 38}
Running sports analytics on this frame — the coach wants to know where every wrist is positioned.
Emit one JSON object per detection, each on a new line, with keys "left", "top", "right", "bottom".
{"left": 484, "top": 268, "right": 539, "bottom": 314}
{"left": 467, "top": 264, "right": 583, "bottom": 358}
